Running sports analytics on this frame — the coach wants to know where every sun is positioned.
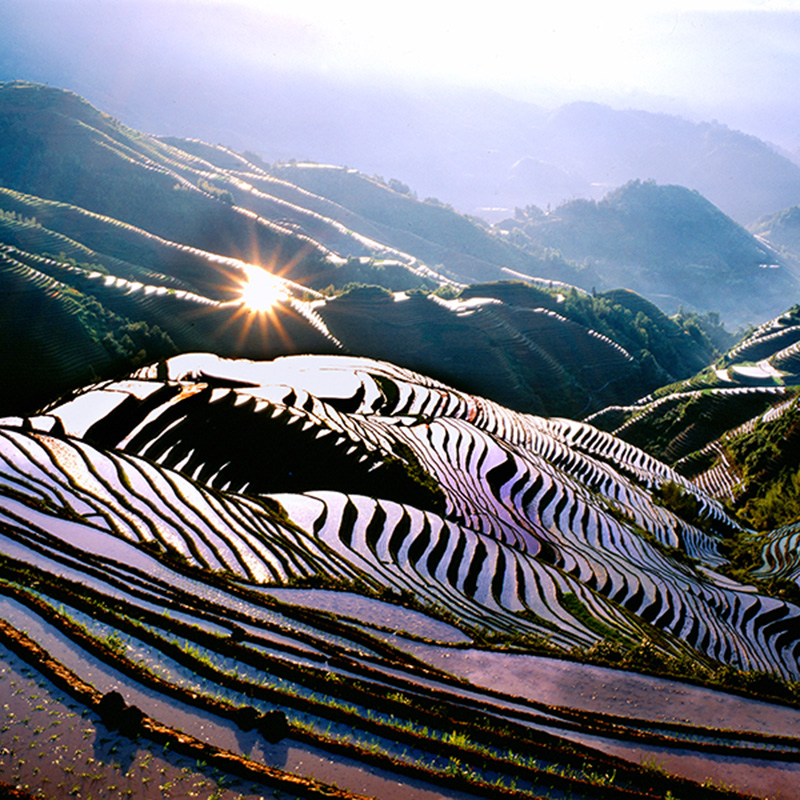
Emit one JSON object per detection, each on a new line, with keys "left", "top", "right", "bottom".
{"left": 238, "top": 265, "right": 289, "bottom": 312}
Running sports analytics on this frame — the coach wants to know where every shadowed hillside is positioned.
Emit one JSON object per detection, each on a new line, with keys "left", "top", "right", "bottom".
{"left": 0, "top": 83, "right": 329, "bottom": 289}
{"left": 0, "top": 83, "right": 725, "bottom": 418}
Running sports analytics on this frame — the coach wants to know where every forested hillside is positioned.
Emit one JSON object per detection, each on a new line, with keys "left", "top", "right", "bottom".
{"left": 498, "top": 180, "right": 799, "bottom": 326}
{"left": 589, "top": 305, "right": 800, "bottom": 558}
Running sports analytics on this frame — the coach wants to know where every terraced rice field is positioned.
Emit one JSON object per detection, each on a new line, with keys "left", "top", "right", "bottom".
{"left": 1, "top": 353, "right": 799, "bottom": 798}
{"left": 587, "top": 306, "right": 800, "bottom": 510}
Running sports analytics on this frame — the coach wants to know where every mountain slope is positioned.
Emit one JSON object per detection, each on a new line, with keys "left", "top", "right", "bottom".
{"left": 0, "top": 84, "right": 726, "bottom": 418}
{"left": 3, "top": 353, "right": 783, "bottom": 797}
{"left": 499, "top": 180, "right": 799, "bottom": 325}
{"left": 589, "top": 306, "right": 800, "bottom": 462}
{"left": 0, "top": 81, "right": 589, "bottom": 291}
{"left": 588, "top": 305, "right": 800, "bottom": 548}
{"left": 0, "top": 209, "right": 718, "bottom": 418}
{"left": 750, "top": 203, "right": 800, "bottom": 278}
{"left": 5, "top": 352, "right": 799, "bottom": 682}
{"left": 0, "top": 82, "right": 332, "bottom": 290}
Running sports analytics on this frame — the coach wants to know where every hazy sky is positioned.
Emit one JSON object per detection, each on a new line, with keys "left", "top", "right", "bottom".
{"left": 2, "top": 0, "right": 799, "bottom": 145}
{"left": 207, "top": 0, "right": 798, "bottom": 105}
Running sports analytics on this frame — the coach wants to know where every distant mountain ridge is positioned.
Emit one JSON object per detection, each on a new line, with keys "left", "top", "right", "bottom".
{"left": 4, "top": 82, "right": 795, "bottom": 328}
{"left": 513, "top": 102, "right": 800, "bottom": 225}
{"left": 499, "top": 180, "right": 800, "bottom": 326}
{"left": 0, "top": 82, "right": 589, "bottom": 289}
{"left": 0, "top": 82, "right": 725, "bottom": 418}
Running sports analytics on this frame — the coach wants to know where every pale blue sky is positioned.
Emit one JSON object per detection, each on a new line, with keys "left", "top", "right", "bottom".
{"left": 159, "top": 1, "right": 800, "bottom": 108}
{"left": 2, "top": 0, "right": 799, "bottom": 146}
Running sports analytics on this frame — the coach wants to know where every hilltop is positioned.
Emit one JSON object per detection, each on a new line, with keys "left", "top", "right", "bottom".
{"left": 750, "top": 203, "right": 800, "bottom": 275}
{"left": 0, "top": 83, "right": 723, "bottom": 417}
{"left": 498, "top": 180, "right": 800, "bottom": 326}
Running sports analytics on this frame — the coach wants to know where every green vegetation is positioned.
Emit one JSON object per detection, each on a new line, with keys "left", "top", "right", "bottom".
{"left": 196, "top": 177, "right": 234, "bottom": 205}
{"left": 321, "top": 277, "right": 726, "bottom": 418}
{"left": 269, "top": 160, "right": 587, "bottom": 287}
{"left": 718, "top": 528, "right": 800, "bottom": 605}
{"left": 563, "top": 287, "right": 724, "bottom": 381}
{"left": 560, "top": 592, "right": 626, "bottom": 644}
{"left": 497, "top": 179, "right": 797, "bottom": 326}
{"left": 0, "top": 244, "right": 181, "bottom": 413}
{"left": 654, "top": 481, "right": 704, "bottom": 530}
{"left": 314, "top": 258, "right": 438, "bottom": 293}
{"left": 736, "top": 470, "right": 800, "bottom": 532}
{"left": 599, "top": 388, "right": 790, "bottom": 465}
{"left": 672, "top": 309, "right": 736, "bottom": 355}
{"left": 59, "top": 285, "right": 177, "bottom": 368}
{"left": 684, "top": 399, "right": 800, "bottom": 596}
{"left": 577, "top": 635, "right": 800, "bottom": 703}
{"left": 460, "top": 281, "right": 723, "bottom": 393}
{"left": 725, "top": 400, "right": 800, "bottom": 530}
{"left": 617, "top": 387, "right": 800, "bottom": 532}
{"left": 749, "top": 203, "right": 800, "bottom": 274}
